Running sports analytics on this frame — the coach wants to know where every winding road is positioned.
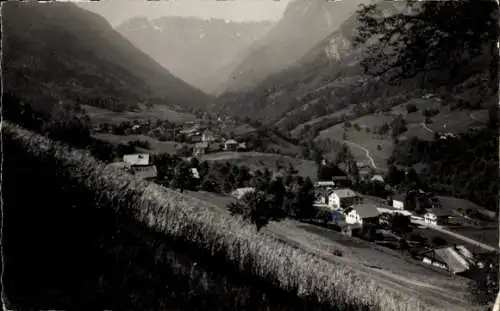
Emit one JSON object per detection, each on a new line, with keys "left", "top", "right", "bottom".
{"left": 343, "top": 140, "right": 378, "bottom": 169}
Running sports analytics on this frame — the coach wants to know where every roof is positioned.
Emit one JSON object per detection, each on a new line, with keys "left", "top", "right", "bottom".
{"left": 231, "top": 187, "right": 255, "bottom": 199}
{"left": 392, "top": 193, "right": 406, "bottom": 202}
{"left": 371, "top": 175, "right": 385, "bottom": 182}
{"left": 131, "top": 165, "right": 157, "bottom": 179}
{"left": 426, "top": 208, "right": 451, "bottom": 217}
{"left": 349, "top": 203, "right": 380, "bottom": 219}
{"left": 455, "top": 245, "right": 474, "bottom": 262}
{"left": 315, "top": 181, "right": 336, "bottom": 187}
{"left": 225, "top": 139, "right": 238, "bottom": 144}
{"left": 123, "top": 153, "right": 150, "bottom": 166}
{"left": 194, "top": 142, "right": 209, "bottom": 148}
{"left": 331, "top": 188, "right": 359, "bottom": 199}
{"left": 434, "top": 247, "right": 470, "bottom": 274}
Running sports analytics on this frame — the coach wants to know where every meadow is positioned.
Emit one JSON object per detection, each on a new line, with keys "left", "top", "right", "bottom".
{"left": 4, "top": 121, "right": 480, "bottom": 311}
{"left": 92, "top": 132, "right": 182, "bottom": 155}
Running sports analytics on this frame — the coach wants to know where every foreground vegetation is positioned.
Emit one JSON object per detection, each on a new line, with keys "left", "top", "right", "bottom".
{"left": 4, "top": 121, "right": 456, "bottom": 311}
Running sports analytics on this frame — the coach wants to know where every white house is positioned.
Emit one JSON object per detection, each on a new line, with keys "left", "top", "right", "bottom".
{"left": 424, "top": 208, "right": 451, "bottom": 226}
{"left": 123, "top": 153, "right": 150, "bottom": 166}
{"left": 344, "top": 203, "right": 380, "bottom": 226}
{"left": 328, "top": 188, "right": 362, "bottom": 210}
{"left": 391, "top": 194, "right": 405, "bottom": 210}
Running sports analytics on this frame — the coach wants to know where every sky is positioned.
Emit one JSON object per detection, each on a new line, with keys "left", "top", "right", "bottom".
{"left": 75, "top": 0, "right": 293, "bottom": 27}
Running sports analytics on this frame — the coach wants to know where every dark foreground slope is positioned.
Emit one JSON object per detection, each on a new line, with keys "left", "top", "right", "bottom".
{"left": 3, "top": 123, "right": 450, "bottom": 311}
{"left": 2, "top": 1, "right": 211, "bottom": 114}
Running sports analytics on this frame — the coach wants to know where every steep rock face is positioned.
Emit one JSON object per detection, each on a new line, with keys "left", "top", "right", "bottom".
{"left": 3, "top": 2, "right": 212, "bottom": 114}
{"left": 218, "top": 0, "right": 370, "bottom": 94}
{"left": 116, "top": 17, "right": 274, "bottom": 94}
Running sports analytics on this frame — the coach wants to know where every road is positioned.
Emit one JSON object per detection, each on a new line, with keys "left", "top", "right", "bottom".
{"left": 343, "top": 140, "right": 378, "bottom": 169}
{"left": 412, "top": 219, "right": 497, "bottom": 252}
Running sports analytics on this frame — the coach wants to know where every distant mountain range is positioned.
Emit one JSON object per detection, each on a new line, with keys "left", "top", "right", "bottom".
{"left": 116, "top": 17, "right": 275, "bottom": 94}
{"left": 3, "top": 2, "right": 212, "bottom": 114}
{"left": 216, "top": 0, "right": 370, "bottom": 95}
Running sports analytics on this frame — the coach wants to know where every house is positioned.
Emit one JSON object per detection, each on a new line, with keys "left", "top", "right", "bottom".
{"left": 424, "top": 208, "right": 451, "bottom": 226}
{"left": 237, "top": 142, "right": 248, "bottom": 151}
{"left": 224, "top": 139, "right": 239, "bottom": 151}
{"left": 123, "top": 153, "right": 150, "bottom": 166}
{"left": 419, "top": 246, "right": 471, "bottom": 274}
{"left": 193, "top": 142, "right": 209, "bottom": 157}
{"left": 345, "top": 203, "right": 380, "bottom": 226}
{"left": 370, "top": 174, "right": 385, "bottom": 183}
{"left": 231, "top": 187, "right": 255, "bottom": 200}
{"left": 191, "top": 168, "right": 200, "bottom": 179}
{"left": 328, "top": 188, "right": 362, "bottom": 210}
{"left": 201, "top": 130, "right": 217, "bottom": 142}
{"left": 130, "top": 165, "right": 157, "bottom": 181}
{"left": 391, "top": 194, "right": 405, "bottom": 210}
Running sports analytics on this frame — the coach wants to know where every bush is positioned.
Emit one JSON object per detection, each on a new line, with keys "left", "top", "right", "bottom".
{"left": 406, "top": 104, "right": 418, "bottom": 113}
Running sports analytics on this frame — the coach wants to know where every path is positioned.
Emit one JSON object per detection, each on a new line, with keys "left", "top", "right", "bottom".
{"left": 420, "top": 122, "right": 434, "bottom": 133}
{"left": 343, "top": 140, "right": 378, "bottom": 169}
{"left": 413, "top": 219, "right": 497, "bottom": 252}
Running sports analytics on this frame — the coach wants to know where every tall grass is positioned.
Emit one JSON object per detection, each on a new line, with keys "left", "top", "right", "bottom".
{"left": 4, "top": 122, "right": 456, "bottom": 311}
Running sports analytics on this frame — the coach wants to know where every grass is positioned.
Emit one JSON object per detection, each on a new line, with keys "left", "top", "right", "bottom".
{"left": 5, "top": 121, "right": 471, "bottom": 311}
{"left": 92, "top": 132, "right": 182, "bottom": 155}
{"left": 200, "top": 151, "right": 318, "bottom": 180}
{"left": 83, "top": 104, "right": 197, "bottom": 125}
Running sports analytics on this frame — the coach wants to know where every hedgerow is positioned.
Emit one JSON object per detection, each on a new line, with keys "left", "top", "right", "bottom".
{"left": 4, "top": 122, "right": 455, "bottom": 311}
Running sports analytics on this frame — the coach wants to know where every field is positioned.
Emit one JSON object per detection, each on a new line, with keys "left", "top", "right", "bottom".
{"left": 200, "top": 152, "right": 318, "bottom": 180}
{"left": 83, "top": 104, "right": 197, "bottom": 125}
{"left": 437, "top": 196, "right": 497, "bottom": 220}
{"left": 8, "top": 122, "right": 479, "bottom": 311}
{"left": 289, "top": 107, "right": 353, "bottom": 137}
{"left": 317, "top": 114, "right": 396, "bottom": 171}
{"left": 92, "top": 133, "right": 182, "bottom": 155}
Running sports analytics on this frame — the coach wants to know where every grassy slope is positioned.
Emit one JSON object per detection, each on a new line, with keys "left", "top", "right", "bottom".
{"left": 200, "top": 152, "right": 318, "bottom": 181}
{"left": 92, "top": 133, "right": 182, "bottom": 155}
{"left": 3, "top": 1, "right": 211, "bottom": 114}
{"left": 83, "top": 105, "right": 197, "bottom": 125}
{"left": 7, "top": 121, "right": 475, "bottom": 311}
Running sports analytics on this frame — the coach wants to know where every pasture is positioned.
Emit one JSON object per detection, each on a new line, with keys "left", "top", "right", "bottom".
{"left": 83, "top": 104, "right": 197, "bottom": 125}
{"left": 200, "top": 152, "right": 318, "bottom": 180}
{"left": 92, "top": 133, "right": 182, "bottom": 155}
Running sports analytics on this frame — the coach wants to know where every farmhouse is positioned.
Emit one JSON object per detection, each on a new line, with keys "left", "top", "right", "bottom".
{"left": 344, "top": 203, "right": 380, "bottom": 226}
{"left": 391, "top": 194, "right": 405, "bottom": 210}
{"left": 419, "top": 246, "right": 472, "bottom": 274}
{"left": 328, "top": 188, "right": 362, "bottom": 210}
{"left": 224, "top": 139, "right": 239, "bottom": 151}
{"left": 424, "top": 208, "right": 452, "bottom": 226}
{"left": 193, "top": 142, "right": 209, "bottom": 157}
{"left": 123, "top": 153, "right": 150, "bottom": 166}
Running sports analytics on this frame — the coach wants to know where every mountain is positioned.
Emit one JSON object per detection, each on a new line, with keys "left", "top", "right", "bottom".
{"left": 116, "top": 17, "right": 274, "bottom": 94}
{"left": 3, "top": 2, "right": 212, "bottom": 114}
{"left": 217, "top": 0, "right": 370, "bottom": 94}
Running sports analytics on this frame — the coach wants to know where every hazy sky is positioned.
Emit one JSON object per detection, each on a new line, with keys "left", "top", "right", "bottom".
{"left": 75, "top": 0, "right": 293, "bottom": 26}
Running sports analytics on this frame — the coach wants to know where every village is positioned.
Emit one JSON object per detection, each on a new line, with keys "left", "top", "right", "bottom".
{"left": 102, "top": 118, "right": 497, "bottom": 280}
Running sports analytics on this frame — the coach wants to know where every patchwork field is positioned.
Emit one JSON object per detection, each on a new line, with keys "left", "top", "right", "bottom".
{"left": 200, "top": 152, "right": 318, "bottom": 180}
{"left": 83, "top": 104, "right": 197, "bottom": 125}
{"left": 92, "top": 133, "right": 182, "bottom": 155}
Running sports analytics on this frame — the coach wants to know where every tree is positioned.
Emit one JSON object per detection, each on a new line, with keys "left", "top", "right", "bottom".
{"left": 468, "top": 252, "right": 499, "bottom": 307}
{"left": 42, "top": 101, "right": 91, "bottom": 145}
{"left": 390, "top": 214, "right": 412, "bottom": 237}
{"left": 170, "top": 162, "right": 192, "bottom": 193}
{"left": 431, "top": 236, "right": 447, "bottom": 247}
{"left": 406, "top": 104, "right": 418, "bottom": 113}
{"left": 292, "top": 177, "right": 316, "bottom": 220}
{"left": 378, "top": 123, "right": 390, "bottom": 135}
{"left": 227, "top": 190, "right": 282, "bottom": 232}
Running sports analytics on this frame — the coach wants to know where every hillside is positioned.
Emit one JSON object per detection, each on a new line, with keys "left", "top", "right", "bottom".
{"left": 216, "top": 0, "right": 370, "bottom": 95}
{"left": 116, "top": 17, "right": 275, "bottom": 94}
{"left": 2, "top": 2, "right": 212, "bottom": 114}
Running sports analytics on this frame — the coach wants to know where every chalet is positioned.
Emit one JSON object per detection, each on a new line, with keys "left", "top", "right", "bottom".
{"left": 345, "top": 203, "right": 380, "bottom": 226}
{"left": 193, "top": 142, "right": 209, "bottom": 157}
{"left": 424, "top": 208, "right": 451, "bottom": 226}
{"left": 391, "top": 194, "right": 405, "bottom": 210}
{"left": 224, "top": 139, "right": 239, "bottom": 151}
{"left": 130, "top": 165, "right": 157, "bottom": 181}
{"left": 201, "top": 130, "right": 217, "bottom": 142}
{"left": 123, "top": 153, "right": 150, "bottom": 166}
{"left": 419, "top": 246, "right": 472, "bottom": 274}
{"left": 328, "top": 188, "right": 362, "bottom": 210}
